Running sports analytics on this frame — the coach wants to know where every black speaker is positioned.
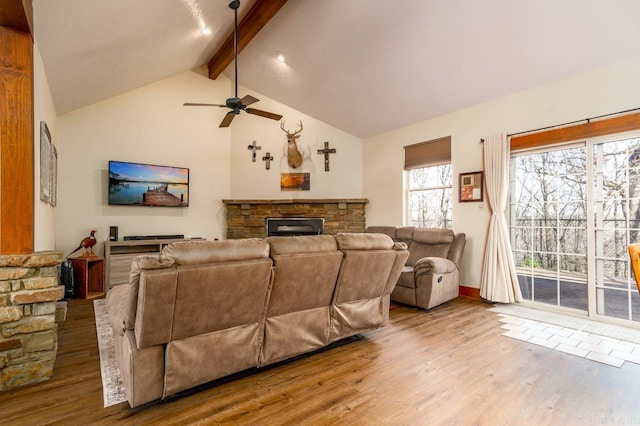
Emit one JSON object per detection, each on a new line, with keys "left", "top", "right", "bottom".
{"left": 109, "top": 226, "right": 118, "bottom": 241}
{"left": 61, "top": 261, "right": 75, "bottom": 299}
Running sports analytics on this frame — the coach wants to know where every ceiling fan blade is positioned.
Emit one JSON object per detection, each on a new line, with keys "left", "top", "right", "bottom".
{"left": 245, "top": 108, "right": 283, "bottom": 121}
{"left": 184, "top": 102, "right": 227, "bottom": 107}
{"left": 219, "top": 111, "right": 236, "bottom": 127}
{"left": 240, "top": 95, "right": 259, "bottom": 106}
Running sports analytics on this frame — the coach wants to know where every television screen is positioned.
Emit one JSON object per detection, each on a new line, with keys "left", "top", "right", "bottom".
{"left": 108, "top": 160, "right": 189, "bottom": 207}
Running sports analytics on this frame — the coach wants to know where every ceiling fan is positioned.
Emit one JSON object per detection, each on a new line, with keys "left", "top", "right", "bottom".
{"left": 184, "top": 0, "right": 283, "bottom": 127}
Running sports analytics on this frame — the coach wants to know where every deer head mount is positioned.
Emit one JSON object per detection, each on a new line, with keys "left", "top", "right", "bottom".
{"left": 281, "top": 120, "right": 303, "bottom": 169}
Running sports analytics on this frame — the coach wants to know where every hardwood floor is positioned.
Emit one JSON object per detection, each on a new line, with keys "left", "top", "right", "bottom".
{"left": 2, "top": 297, "right": 640, "bottom": 425}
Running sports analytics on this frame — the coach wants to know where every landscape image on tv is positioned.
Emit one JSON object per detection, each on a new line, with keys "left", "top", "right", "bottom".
{"left": 108, "top": 160, "right": 189, "bottom": 207}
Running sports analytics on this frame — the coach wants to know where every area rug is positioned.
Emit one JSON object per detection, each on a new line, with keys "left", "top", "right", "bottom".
{"left": 93, "top": 299, "right": 127, "bottom": 407}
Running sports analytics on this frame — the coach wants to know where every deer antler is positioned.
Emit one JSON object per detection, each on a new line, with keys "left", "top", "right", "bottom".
{"left": 280, "top": 120, "right": 304, "bottom": 137}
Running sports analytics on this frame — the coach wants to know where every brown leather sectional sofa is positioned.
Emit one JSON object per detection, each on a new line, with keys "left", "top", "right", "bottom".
{"left": 366, "top": 226, "right": 466, "bottom": 310}
{"left": 105, "top": 233, "right": 408, "bottom": 408}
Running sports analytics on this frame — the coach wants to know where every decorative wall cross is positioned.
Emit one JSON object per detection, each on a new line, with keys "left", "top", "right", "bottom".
{"left": 248, "top": 141, "right": 262, "bottom": 162}
{"left": 317, "top": 141, "right": 336, "bottom": 171}
{"left": 262, "top": 152, "right": 274, "bottom": 170}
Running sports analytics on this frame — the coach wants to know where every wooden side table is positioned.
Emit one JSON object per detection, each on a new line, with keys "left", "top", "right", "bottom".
{"left": 69, "top": 255, "right": 105, "bottom": 299}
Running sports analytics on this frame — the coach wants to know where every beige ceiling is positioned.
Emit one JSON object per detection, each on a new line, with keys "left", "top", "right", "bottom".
{"left": 33, "top": 0, "right": 640, "bottom": 138}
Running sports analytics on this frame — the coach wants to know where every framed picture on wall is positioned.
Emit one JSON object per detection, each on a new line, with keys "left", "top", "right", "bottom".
{"left": 39, "top": 121, "right": 52, "bottom": 204}
{"left": 280, "top": 173, "right": 310, "bottom": 191}
{"left": 459, "top": 171, "right": 483, "bottom": 202}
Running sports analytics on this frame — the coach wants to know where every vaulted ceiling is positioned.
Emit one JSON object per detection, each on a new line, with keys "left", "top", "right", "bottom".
{"left": 33, "top": 0, "right": 640, "bottom": 138}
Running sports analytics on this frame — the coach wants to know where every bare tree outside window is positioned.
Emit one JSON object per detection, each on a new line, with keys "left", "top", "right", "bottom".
{"left": 510, "top": 146, "right": 588, "bottom": 274}
{"left": 510, "top": 137, "right": 640, "bottom": 321}
{"left": 408, "top": 164, "right": 452, "bottom": 228}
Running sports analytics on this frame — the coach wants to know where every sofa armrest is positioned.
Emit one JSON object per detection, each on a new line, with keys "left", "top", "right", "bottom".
{"left": 106, "top": 284, "right": 129, "bottom": 336}
{"left": 413, "top": 257, "right": 457, "bottom": 276}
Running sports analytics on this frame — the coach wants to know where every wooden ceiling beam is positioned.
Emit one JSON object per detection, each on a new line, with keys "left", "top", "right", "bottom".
{"left": 208, "top": 0, "right": 288, "bottom": 80}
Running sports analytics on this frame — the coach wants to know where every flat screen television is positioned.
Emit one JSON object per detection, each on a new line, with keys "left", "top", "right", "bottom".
{"left": 108, "top": 160, "right": 189, "bottom": 207}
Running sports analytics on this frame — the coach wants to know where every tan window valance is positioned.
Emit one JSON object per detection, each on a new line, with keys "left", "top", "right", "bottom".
{"left": 510, "top": 111, "right": 640, "bottom": 151}
{"left": 404, "top": 136, "right": 451, "bottom": 170}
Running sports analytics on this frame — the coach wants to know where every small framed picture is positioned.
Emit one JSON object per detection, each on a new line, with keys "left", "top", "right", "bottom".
{"left": 459, "top": 171, "right": 483, "bottom": 202}
{"left": 280, "top": 173, "right": 311, "bottom": 191}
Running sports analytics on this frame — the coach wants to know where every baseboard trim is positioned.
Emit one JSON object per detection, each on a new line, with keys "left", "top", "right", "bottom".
{"left": 459, "top": 286, "right": 480, "bottom": 300}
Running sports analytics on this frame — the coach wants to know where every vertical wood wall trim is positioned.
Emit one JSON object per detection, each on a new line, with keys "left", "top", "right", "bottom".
{"left": 0, "top": 25, "right": 34, "bottom": 254}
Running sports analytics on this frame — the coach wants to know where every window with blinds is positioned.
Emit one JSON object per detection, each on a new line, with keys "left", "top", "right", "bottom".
{"left": 404, "top": 136, "right": 451, "bottom": 170}
{"left": 405, "top": 137, "right": 452, "bottom": 228}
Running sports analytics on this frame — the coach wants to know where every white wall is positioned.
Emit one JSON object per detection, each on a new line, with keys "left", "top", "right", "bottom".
{"left": 229, "top": 85, "right": 362, "bottom": 199}
{"left": 56, "top": 69, "right": 232, "bottom": 256}
{"left": 364, "top": 56, "right": 640, "bottom": 289}
{"left": 55, "top": 69, "right": 363, "bottom": 256}
{"left": 33, "top": 42, "right": 57, "bottom": 251}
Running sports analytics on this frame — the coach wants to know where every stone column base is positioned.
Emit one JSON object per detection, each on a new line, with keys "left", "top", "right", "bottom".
{"left": 0, "top": 251, "right": 65, "bottom": 390}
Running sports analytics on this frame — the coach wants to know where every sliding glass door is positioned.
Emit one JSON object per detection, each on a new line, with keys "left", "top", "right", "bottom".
{"left": 510, "top": 133, "right": 640, "bottom": 324}
{"left": 510, "top": 145, "right": 588, "bottom": 311}
{"left": 592, "top": 137, "right": 640, "bottom": 321}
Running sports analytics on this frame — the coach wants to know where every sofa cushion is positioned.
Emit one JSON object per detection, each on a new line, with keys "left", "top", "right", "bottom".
{"left": 163, "top": 239, "right": 270, "bottom": 265}
{"left": 406, "top": 229, "right": 454, "bottom": 266}
{"left": 414, "top": 257, "right": 457, "bottom": 275}
{"left": 260, "top": 235, "right": 343, "bottom": 367}
{"left": 170, "top": 258, "right": 273, "bottom": 340}
{"left": 261, "top": 307, "right": 331, "bottom": 365}
{"left": 335, "top": 232, "right": 394, "bottom": 250}
{"left": 125, "top": 255, "right": 175, "bottom": 330}
{"left": 395, "top": 227, "right": 415, "bottom": 245}
{"left": 412, "top": 228, "right": 454, "bottom": 244}
{"left": 267, "top": 251, "right": 343, "bottom": 317}
{"left": 365, "top": 226, "right": 398, "bottom": 239}
{"left": 407, "top": 241, "right": 451, "bottom": 266}
{"left": 164, "top": 323, "right": 262, "bottom": 397}
{"left": 264, "top": 234, "right": 343, "bottom": 365}
{"left": 267, "top": 235, "right": 337, "bottom": 255}
{"left": 134, "top": 267, "right": 179, "bottom": 348}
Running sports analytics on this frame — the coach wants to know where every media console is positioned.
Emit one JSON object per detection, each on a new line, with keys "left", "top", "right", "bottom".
{"left": 123, "top": 234, "right": 185, "bottom": 241}
{"left": 105, "top": 237, "right": 191, "bottom": 291}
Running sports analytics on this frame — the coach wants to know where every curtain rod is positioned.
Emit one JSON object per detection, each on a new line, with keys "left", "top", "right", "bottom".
{"left": 479, "top": 106, "right": 640, "bottom": 143}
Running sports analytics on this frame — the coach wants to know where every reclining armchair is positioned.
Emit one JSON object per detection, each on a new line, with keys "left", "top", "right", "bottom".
{"left": 366, "top": 226, "right": 466, "bottom": 309}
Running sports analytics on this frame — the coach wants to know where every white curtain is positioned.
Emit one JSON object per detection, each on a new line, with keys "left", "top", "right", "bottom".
{"left": 480, "top": 134, "right": 522, "bottom": 303}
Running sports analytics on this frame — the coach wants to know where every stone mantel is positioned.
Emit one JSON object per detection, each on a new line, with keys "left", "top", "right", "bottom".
{"left": 223, "top": 199, "right": 368, "bottom": 239}
{"left": 223, "top": 198, "right": 368, "bottom": 205}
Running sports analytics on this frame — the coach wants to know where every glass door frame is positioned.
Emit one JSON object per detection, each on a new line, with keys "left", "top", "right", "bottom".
{"left": 510, "top": 130, "right": 640, "bottom": 329}
{"left": 587, "top": 130, "right": 640, "bottom": 326}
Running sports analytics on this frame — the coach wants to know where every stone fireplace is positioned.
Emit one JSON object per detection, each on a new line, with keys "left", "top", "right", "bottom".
{"left": 223, "top": 198, "right": 368, "bottom": 239}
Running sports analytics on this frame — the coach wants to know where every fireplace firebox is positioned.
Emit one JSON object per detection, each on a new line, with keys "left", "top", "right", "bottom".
{"left": 266, "top": 218, "right": 324, "bottom": 237}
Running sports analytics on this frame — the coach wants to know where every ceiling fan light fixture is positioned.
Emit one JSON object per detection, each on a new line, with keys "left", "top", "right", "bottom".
{"left": 276, "top": 51, "right": 286, "bottom": 63}
{"left": 184, "top": 0, "right": 283, "bottom": 127}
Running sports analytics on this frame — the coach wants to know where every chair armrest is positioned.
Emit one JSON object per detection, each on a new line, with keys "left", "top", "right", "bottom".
{"left": 394, "top": 241, "right": 408, "bottom": 250}
{"left": 414, "top": 257, "right": 457, "bottom": 276}
{"left": 447, "top": 233, "right": 466, "bottom": 266}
